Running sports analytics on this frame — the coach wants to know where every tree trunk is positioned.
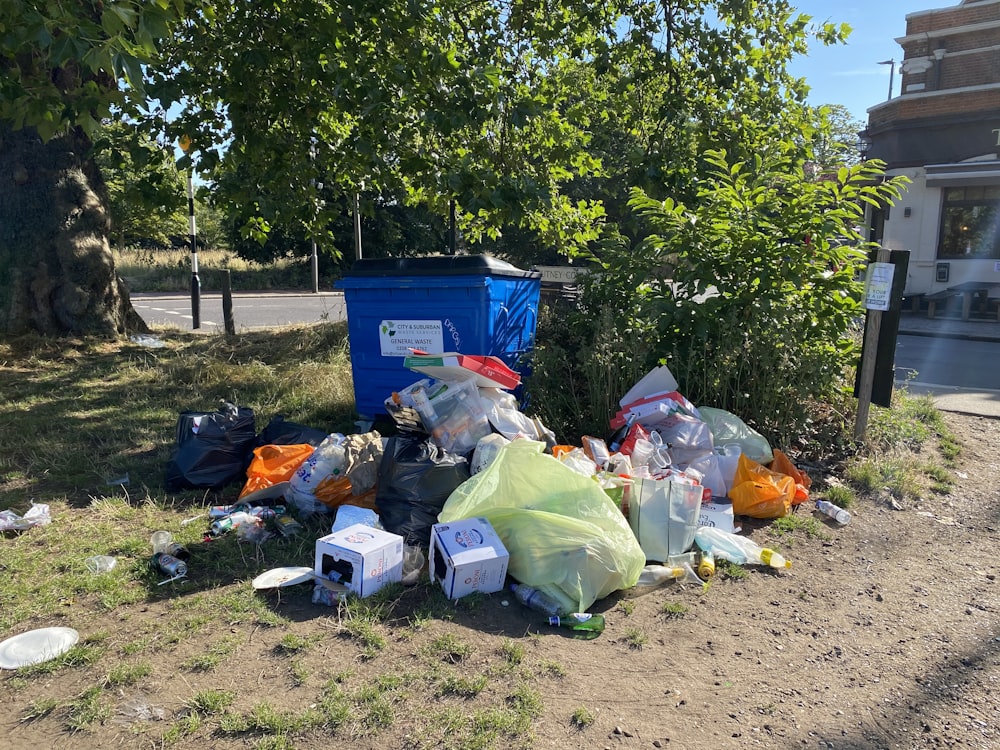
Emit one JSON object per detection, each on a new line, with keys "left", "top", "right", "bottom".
{"left": 0, "top": 124, "right": 148, "bottom": 337}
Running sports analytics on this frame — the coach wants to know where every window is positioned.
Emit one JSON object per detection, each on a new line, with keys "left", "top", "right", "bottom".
{"left": 937, "top": 186, "right": 1000, "bottom": 259}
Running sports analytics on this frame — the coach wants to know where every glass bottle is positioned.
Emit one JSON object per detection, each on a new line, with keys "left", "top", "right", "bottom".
{"left": 547, "top": 613, "right": 605, "bottom": 635}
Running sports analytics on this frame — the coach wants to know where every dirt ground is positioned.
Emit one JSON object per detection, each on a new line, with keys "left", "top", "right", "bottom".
{"left": 2, "top": 411, "right": 997, "bottom": 750}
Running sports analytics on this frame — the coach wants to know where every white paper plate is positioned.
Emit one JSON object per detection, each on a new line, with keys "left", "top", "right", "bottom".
{"left": 0, "top": 627, "right": 80, "bottom": 670}
{"left": 252, "top": 566, "right": 315, "bottom": 590}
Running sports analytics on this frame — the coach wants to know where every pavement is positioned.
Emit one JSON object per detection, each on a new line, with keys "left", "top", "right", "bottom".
{"left": 896, "top": 311, "right": 1000, "bottom": 419}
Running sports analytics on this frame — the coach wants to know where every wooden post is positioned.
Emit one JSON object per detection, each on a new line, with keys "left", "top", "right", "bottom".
{"left": 854, "top": 247, "right": 891, "bottom": 441}
{"left": 222, "top": 270, "right": 235, "bottom": 336}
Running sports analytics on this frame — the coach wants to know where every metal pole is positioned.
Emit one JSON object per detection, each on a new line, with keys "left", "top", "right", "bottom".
{"left": 187, "top": 170, "right": 200, "bottom": 329}
{"left": 222, "top": 269, "right": 235, "bottom": 335}
{"left": 854, "top": 247, "right": 891, "bottom": 441}
{"left": 310, "top": 138, "right": 319, "bottom": 293}
{"left": 353, "top": 191, "right": 362, "bottom": 261}
{"left": 888, "top": 60, "right": 895, "bottom": 101}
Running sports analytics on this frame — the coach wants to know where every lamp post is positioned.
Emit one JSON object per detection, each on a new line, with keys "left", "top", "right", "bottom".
{"left": 178, "top": 134, "right": 200, "bottom": 329}
{"left": 857, "top": 128, "right": 873, "bottom": 162}
{"left": 878, "top": 59, "right": 895, "bottom": 101}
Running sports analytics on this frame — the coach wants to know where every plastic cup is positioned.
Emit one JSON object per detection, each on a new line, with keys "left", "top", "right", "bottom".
{"left": 150, "top": 531, "right": 173, "bottom": 554}
{"left": 85, "top": 555, "right": 117, "bottom": 575}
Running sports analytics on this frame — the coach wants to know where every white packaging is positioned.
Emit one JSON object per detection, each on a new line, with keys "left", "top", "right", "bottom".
{"left": 314, "top": 524, "right": 404, "bottom": 598}
{"left": 429, "top": 517, "right": 510, "bottom": 599}
{"left": 698, "top": 500, "right": 737, "bottom": 534}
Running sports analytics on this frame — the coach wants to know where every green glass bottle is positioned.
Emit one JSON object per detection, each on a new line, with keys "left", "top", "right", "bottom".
{"left": 547, "top": 613, "right": 605, "bottom": 637}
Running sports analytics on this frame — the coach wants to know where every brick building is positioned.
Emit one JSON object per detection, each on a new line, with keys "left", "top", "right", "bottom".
{"left": 865, "top": 0, "right": 1000, "bottom": 295}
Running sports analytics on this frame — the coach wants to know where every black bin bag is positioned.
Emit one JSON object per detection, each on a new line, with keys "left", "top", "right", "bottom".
{"left": 375, "top": 435, "right": 470, "bottom": 547}
{"left": 164, "top": 402, "right": 256, "bottom": 491}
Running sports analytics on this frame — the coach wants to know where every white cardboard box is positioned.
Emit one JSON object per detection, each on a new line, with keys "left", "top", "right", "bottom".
{"left": 314, "top": 524, "right": 403, "bottom": 598}
{"left": 430, "top": 517, "right": 509, "bottom": 599}
{"left": 698, "top": 501, "right": 737, "bottom": 534}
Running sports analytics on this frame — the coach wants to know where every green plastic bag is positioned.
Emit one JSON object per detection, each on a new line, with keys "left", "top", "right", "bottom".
{"left": 438, "top": 440, "right": 646, "bottom": 613}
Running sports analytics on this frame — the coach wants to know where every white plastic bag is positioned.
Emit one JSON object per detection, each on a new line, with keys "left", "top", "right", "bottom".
{"left": 698, "top": 407, "right": 773, "bottom": 464}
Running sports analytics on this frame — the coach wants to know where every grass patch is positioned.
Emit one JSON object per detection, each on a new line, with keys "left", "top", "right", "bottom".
{"left": 423, "top": 633, "right": 473, "bottom": 664}
{"left": 181, "top": 635, "right": 241, "bottom": 671}
{"left": 104, "top": 660, "right": 153, "bottom": 687}
{"left": 821, "top": 484, "right": 857, "bottom": 510}
{"left": 770, "top": 513, "right": 827, "bottom": 542}
{"left": 621, "top": 627, "right": 648, "bottom": 650}
{"left": 189, "top": 688, "right": 237, "bottom": 714}
{"left": 661, "top": 602, "right": 689, "bottom": 618}
{"left": 718, "top": 560, "right": 750, "bottom": 580}
{"left": 571, "top": 706, "right": 596, "bottom": 728}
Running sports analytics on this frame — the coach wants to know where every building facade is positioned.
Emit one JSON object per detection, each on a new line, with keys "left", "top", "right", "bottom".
{"left": 865, "top": 0, "right": 1000, "bottom": 295}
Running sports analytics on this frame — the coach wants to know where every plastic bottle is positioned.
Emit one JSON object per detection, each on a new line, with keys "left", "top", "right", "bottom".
{"left": 816, "top": 500, "right": 851, "bottom": 525}
{"left": 694, "top": 527, "right": 791, "bottom": 570}
{"left": 510, "top": 583, "right": 565, "bottom": 617}
{"left": 547, "top": 613, "right": 605, "bottom": 635}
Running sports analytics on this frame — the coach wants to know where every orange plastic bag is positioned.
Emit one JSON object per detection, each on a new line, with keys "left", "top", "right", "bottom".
{"left": 728, "top": 454, "right": 794, "bottom": 519}
{"left": 239, "top": 443, "right": 315, "bottom": 499}
{"left": 769, "top": 449, "right": 812, "bottom": 504}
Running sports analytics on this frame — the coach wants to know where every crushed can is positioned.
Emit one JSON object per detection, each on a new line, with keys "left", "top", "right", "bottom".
{"left": 151, "top": 552, "right": 188, "bottom": 579}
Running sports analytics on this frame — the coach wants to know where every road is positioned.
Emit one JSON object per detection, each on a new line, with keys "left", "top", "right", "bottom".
{"left": 894, "top": 333, "right": 1000, "bottom": 391}
{"left": 131, "top": 292, "right": 999, "bottom": 414}
{"left": 131, "top": 292, "right": 347, "bottom": 331}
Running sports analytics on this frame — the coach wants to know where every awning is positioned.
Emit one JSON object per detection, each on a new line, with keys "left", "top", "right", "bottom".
{"left": 925, "top": 160, "right": 1000, "bottom": 187}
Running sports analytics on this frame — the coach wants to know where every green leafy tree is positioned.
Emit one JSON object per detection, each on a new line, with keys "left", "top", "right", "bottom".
{"left": 0, "top": 0, "right": 207, "bottom": 335}
{"left": 530, "top": 148, "right": 908, "bottom": 446}
{"left": 92, "top": 122, "right": 187, "bottom": 250}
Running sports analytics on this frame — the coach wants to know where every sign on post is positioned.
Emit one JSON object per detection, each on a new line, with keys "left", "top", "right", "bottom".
{"left": 863, "top": 262, "right": 895, "bottom": 312}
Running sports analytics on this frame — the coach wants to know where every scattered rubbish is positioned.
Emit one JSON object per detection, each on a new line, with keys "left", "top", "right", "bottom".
{"left": 85, "top": 555, "right": 117, "bottom": 575}
{"left": 105, "top": 472, "right": 130, "bottom": 486}
{"left": 694, "top": 527, "right": 791, "bottom": 569}
{"left": 128, "top": 334, "right": 166, "bottom": 348}
{"left": 0, "top": 503, "right": 52, "bottom": 532}
{"left": 0, "top": 627, "right": 79, "bottom": 670}
{"left": 510, "top": 583, "right": 565, "bottom": 617}
{"left": 252, "top": 566, "right": 315, "bottom": 590}
{"left": 151, "top": 551, "right": 188, "bottom": 584}
{"left": 113, "top": 696, "right": 167, "bottom": 725}
{"left": 147, "top": 354, "right": 823, "bottom": 636}
{"left": 816, "top": 500, "right": 851, "bottom": 525}
{"left": 430, "top": 517, "right": 509, "bottom": 599}
{"left": 150, "top": 530, "right": 173, "bottom": 553}
{"left": 314, "top": 524, "right": 404, "bottom": 598}
{"left": 547, "top": 613, "right": 605, "bottom": 637}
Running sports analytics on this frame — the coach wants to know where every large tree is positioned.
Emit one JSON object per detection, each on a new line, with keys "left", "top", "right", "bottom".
{"left": 0, "top": 0, "right": 203, "bottom": 335}
{"left": 1, "top": 0, "right": 857, "bottom": 335}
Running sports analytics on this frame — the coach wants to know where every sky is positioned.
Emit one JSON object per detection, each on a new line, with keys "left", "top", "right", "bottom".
{"left": 786, "top": 0, "right": 955, "bottom": 127}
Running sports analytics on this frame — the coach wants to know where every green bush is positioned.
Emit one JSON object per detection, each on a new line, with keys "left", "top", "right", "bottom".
{"left": 528, "top": 148, "right": 907, "bottom": 449}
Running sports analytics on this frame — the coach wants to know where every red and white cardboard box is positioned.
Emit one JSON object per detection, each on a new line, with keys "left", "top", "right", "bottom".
{"left": 314, "top": 524, "right": 403, "bottom": 598}
{"left": 404, "top": 352, "right": 521, "bottom": 390}
{"left": 429, "top": 517, "right": 509, "bottom": 599}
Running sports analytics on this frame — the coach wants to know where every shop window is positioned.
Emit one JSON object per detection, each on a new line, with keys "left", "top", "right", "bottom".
{"left": 937, "top": 186, "right": 1000, "bottom": 259}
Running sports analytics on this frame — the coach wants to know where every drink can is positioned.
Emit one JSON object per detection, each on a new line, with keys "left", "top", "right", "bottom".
{"left": 211, "top": 517, "right": 234, "bottom": 536}
{"left": 164, "top": 541, "right": 190, "bottom": 560}
{"left": 273, "top": 514, "right": 304, "bottom": 537}
{"left": 209, "top": 504, "right": 236, "bottom": 519}
{"left": 152, "top": 552, "right": 188, "bottom": 578}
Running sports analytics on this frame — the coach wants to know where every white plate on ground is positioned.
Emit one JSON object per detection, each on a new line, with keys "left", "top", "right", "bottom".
{"left": 0, "top": 627, "right": 80, "bottom": 670}
{"left": 252, "top": 566, "right": 315, "bottom": 590}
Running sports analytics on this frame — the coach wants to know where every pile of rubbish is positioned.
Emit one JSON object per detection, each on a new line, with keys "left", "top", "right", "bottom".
{"left": 156, "top": 354, "right": 851, "bottom": 634}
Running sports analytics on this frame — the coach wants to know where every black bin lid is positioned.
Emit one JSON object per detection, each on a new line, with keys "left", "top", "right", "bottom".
{"left": 344, "top": 254, "right": 540, "bottom": 279}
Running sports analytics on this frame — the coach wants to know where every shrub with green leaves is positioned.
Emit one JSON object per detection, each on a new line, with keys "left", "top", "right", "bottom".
{"left": 529, "top": 147, "right": 908, "bottom": 448}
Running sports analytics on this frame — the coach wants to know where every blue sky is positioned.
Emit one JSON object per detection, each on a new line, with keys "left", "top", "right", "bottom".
{"left": 787, "top": 0, "right": 951, "bottom": 127}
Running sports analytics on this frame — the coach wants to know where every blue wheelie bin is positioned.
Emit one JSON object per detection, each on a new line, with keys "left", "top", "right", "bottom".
{"left": 335, "top": 255, "right": 541, "bottom": 418}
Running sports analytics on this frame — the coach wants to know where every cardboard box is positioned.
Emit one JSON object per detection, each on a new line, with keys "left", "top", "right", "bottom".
{"left": 697, "top": 501, "right": 737, "bottom": 534}
{"left": 314, "top": 524, "right": 404, "bottom": 598}
{"left": 430, "top": 517, "right": 509, "bottom": 599}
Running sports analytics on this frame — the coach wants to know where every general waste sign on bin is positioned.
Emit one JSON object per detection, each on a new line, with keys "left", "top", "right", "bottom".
{"left": 335, "top": 255, "right": 541, "bottom": 418}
